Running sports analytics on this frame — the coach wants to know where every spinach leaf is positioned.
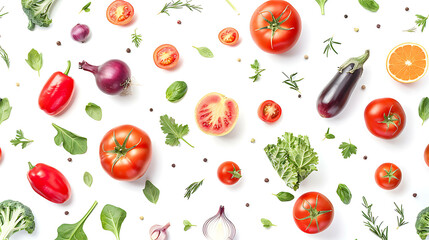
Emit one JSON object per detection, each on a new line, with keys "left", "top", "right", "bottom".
{"left": 192, "top": 46, "right": 214, "bottom": 58}
{"left": 25, "top": 48, "right": 43, "bottom": 76}
{"left": 55, "top": 201, "right": 98, "bottom": 240}
{"left": 166, "top": 81, "right": 188, "bottom": 102}
{"left": 419, "top": 97, "right": 429, "bottom": 125}
{"left": 0, "top": 98, "right": 12, "bottom": 125}
{"left": 85, "top": 102, "right": 102, "bottom": 121}
{"left": 143, "top": 180, "right": 160, "bottom": 204}
{"left": 273, "top": 192, "right": 294, "bottom": 202}
{"left": 83, "top": 172, "right": 93, "bottom": 187}
{"left": 100, "top": 204, "right": 127, "bottom": 240}
{"left": 336, "top": 183, "right": 352, "bottom": 205}
{"left": 358, "top": 0, "right": 379, "bottom": 12}
{"left": 52, "top": 123, "right": 87, "bottom": 155}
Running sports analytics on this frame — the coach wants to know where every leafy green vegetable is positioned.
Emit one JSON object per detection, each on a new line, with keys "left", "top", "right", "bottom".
{"left": 83, "top": 172, "right": 93, "bottom": 187}
{"left": 273, "top": 192, "right": 294, "bottom": 202}
{"left": 0, "top": 45, "right": 10, "bottom": 68}
{"left": 183, "top": 220, "right": 196, "bottom": 231}
{"left": 394, "top": 202, "right": 408, "bottom": 229}
{"left": 0, "top": 98, "right": 12, "bottom": 125}
{"left": 282, "top": 72, "right": 303, "bottom": 93}
{"left": 55, "top": 201, "right": 98, "bottom": 240}
{"left": 159, "top": 0, "right": 202, "bottom": 16}
{"left": 358, "top": 0, "right": 379, "bottom": 12}
{"left": 10, "top": 129, "right": 33, "bottom": 149}
{"left": 339, "top": 140, "right": 357, "bottom": 159}
{"left": 22, "top": 0, "right": 57, "bottom": 30}
{"left": 416, "top": 206, "right": 429, "bottom": 239}
{"left": 261, "top": 218, "right": 276, "bottom": 228}
{"left": 192, "top": 46, "right": 214, "bottom": 58}
{"left": 143, "top": 180, "right": 160, "bottom": 204}
{"left": 323, "top": 37, "right": 341, "bottom": 57}
{"left": 85, "top": 102, "right": 102, "bottom": 121}
{"left": 249, "top": 59, "right": 265, "bottom": 82}
{"left": 160, "top": 114, "right": 194, "bottom": 148}
{"left": 264, "top": 132, "right": 319, "bottom": 191}
{"left": 419, "top": 97, "right": 429, "bottom": 125}
{"left": 25, "top": 49, "right": 43, "bottom": 76}
{"left": 324, "top": 128, "right": 335, "bottom": 140}
{"left": 100, "top": 204, "right": 127, "bottom": 240}
{"left": 52, "top": 123, "right": 88, "bottom": 155}
{"left": 80, "top": 2, "right": 91, "bottom": 13}
{"left": 336, "top": 184, "right": 352, "bottom": 205}
{"left": 166, "top": 81, "right": 188, "bottom": 102}
{"left": 0, "top": 200, "right": 35, "bottom": 240}
{"left": 184, "top": 179, "right": 204, "bottom": 199}
{"left": 362, "top": 197, "right": 388, "bottom": 240}
{"left": 131, "top": 29, "right": 142, "bottom": 48}
{"left": 315, "top": 0, "right": 327, "bottom": 15}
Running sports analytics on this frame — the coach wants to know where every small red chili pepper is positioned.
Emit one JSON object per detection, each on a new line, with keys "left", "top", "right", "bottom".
{"left": 27, "top": 162, "right": 71, "bottom": 204}
{"left": 38, "top": 60, "right": 75, "bottom": 115}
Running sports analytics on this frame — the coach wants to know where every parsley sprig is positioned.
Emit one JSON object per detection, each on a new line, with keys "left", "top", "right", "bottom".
{"left": 394, "top": 202, "right": 408, "bottom": 229}
{"left": 184, "top": 179, "right": 204, "bottom": 199}
{"left": 282, "top": 72, "right": 303, "bottom": 93}
{"left": 404, "top": 14, "right": 428, "bottom": 32}
{"left": 323, "top": 37, "right": 341, "bottom": 57}
{"left": 10, "top": 130, "right": 33, "bottom": 149}
{"left": 159, "top": 0, "right": 202, "bottom": 16}
{"left": 362, "top": 196, "right": 388, "bottom": 240}
{"left": 339, "top": 139, "right": 357, "bottom": 159}
{"left": 160, "top": 114, "right": 194, "bottom": 148}
{"left": 131, "top": 29, "right": 142, "bottom": 48}
{"left": 249, "top": 59, "right": 265, "bottom": 82}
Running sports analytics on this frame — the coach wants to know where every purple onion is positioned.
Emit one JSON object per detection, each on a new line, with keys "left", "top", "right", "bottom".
{"left": 71, "top": 24, "right": 90, "bottom": 43}
{"left": 203, "top": 206, "right": 236, "bottom": 240}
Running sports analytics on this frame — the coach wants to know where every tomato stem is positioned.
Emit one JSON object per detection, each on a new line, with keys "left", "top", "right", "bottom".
{"left": 28, "top": 161, "right": 35, "bottom": 170}
{"left": 64, "top": 60, "right": 71, "bottom": 76}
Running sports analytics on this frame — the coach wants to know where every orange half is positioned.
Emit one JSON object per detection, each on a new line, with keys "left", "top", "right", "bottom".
{"left": 386, "top": 43, "right": 428, "bottom": 83}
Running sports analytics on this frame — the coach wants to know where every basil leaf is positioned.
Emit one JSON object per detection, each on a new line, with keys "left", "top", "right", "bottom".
{"left": 143, "top": 180, "right": 160, "bottom": 204}
{"left": 419, "top": 97, "right": 429, "bottom": 125}
{"left": 100, "top": 204, "right": 127, "bottom": 240}
{"left": 0, "top": 98, "right": 12, "bottom": 126}
{"left": 55, "top": 201, "right": 98, "bottom": 240}
{"left": 358, "top": 0, "right": 379, "bottom": 12}
{"left": 83, "top": 172, "right": 93, "bottom": 187}
{"left": 183, "top": 220, "right": 196, "bottom": 231}
{"left": 52, "top": 123, "right": 88, "bottom": 155}
{"left": 192, "top": 46, "right": 214, "bottom": 58}
{"left": 273, "top": 192, "right": 294, "bottom": 202}
{"left": 80, "top": 2, "right": 91, "bottom": 13}
{"left": 25, "top": 48, "right": 43, "bottom": 76}
{"left": 261, "top": 218, "right": 276, "bottom": 228}
{"left": 166, "top": 81, "right": 188, "bottom": 102}
{"left": 336, "top": 183, "right": 352, "bottom": 205}
{"left": 85, "top": 102, "right": 102, "bottom": 121}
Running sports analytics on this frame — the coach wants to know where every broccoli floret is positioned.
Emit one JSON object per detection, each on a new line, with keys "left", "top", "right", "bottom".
{"left": 0, "top": 200, "right": 35, "bottom": 240}
{"left": 21, "top": 0, "right": 57, "bottom": 30}
{"left": 416, "top": 207, "right": 429, "bottom": 240}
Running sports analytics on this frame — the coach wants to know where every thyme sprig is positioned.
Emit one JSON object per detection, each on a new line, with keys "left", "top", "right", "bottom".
{"left": 323, "top": 37, "right": 341, "bottom": 57}
{"left": 394, "top": 202, "right": 408, "bottom": 229}
{"left": 159, "top": 0, "right": 202, "bottom": 16}
{"left": 282, "top": 72, "right": 303, "bottom": 93}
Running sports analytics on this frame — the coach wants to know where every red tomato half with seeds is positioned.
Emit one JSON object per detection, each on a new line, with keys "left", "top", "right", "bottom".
{"left": 218, "top": 27, "right": 239, "bottom": 46}
{"left": 106, "top": 0, "right": 134, "bottom": 25}
{"left": 374, "top": 163, "right": 402, "bottom": 190}
{"left": 258, "top": 100, "right": 282, "bottom": 122}
{"left": 153, "top": 44, "right": 180, "bottom": 70}
{"left": 217, "top": 161, "right": 242, "bottom": 185}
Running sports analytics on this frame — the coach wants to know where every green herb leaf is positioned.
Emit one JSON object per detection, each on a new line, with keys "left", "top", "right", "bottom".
{"left": 282, "top": 72, "right": 303, "bottom": 93}
{"left": 131, "top": 29, "right": 142, "bottom": 48}
{"left": 55, "top": 201, "right": 98, "bottom": 240}
{"left": 166, "top": 81, "right": 188, "bottom": 102}
{"left": 315, "top": 0, "right": 328, "bottom": 15}
{"left": 52, "top": 123, "right": 88, "bottom": 155}
{"left": 324, "top": 128, "right": 335, "bottom": 140}
{"left": 273, "top": 192, "right": 294, "bottom": 202}
{"left": 85, "top": 102, "right": 102, "bottom": 121}
{"left": 323, "top": 37, "right": 341, "bottom": 57}
{"left": 0, "top": 6, "right": 8, "bottom": 18}
{"left": 183, "top": 220, "right": 196, "bottom": 231}
{"left": 361, "top": 197, "right": 388, "bottom": 240}
{"left": 336, "top": 184, "right": 352, "bottom": 205}
{"left": 25, "top": 48, "right": 43, "bottom": 76}
{"left": 339, "top": 140, "right": 357, "bottom": 159}
{"left": 10, "top": 129, "right": 33, "bottom": 149}
{"left": 159, "top": 0, "right": 202, "bottom": 16}
{"left": 249, "top": 59, "right": 266, "bottom": 82}
{"left": 83, "top": 172, "right": 93, "bottom": 187}
{"left": 160, "top": 114, "right": 194, "bottom": 148}
{"left": 0, "top": 45, "right": 10, "bottom": 68}
{"left": 261, "top": 218, "right": 276, "bottom": 228}
{"left": 415, "top": 14, "right": 429, "bottom": 32}
{"left": 419, "top": 97, "right": 429, "bottom": 125}
{"left": 358, "top": 0, "right": 379, "bottom": 12}
{"left": 192, "top": 46, "right": 214, "bottom": 58}
{"left": 184, "top": 179, "right": 204, "bottom": 199}
{"left": 143, "top": 180, "right": 160, "bottom": 204}
{"left": 394, "top": 202, "right": 408, "bottom": 229}
{"left": 0, "top": 98, "right": 12, "bottom": 126}
{"left": 100, "top": 204, "right": 127, "bottom": 240}
{"left": 79, "top": 2, "right": 91, "bottom": 13}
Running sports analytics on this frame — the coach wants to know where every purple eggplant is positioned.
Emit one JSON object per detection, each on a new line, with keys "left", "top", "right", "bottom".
{"left": 317, "top": 50, "right": 370, "bottom": 118}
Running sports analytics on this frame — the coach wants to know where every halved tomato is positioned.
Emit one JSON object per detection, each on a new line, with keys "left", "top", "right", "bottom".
{"left": 106, "top": 0, "right": 134, "bottom": 26}
{"left": 219, "top": 27, "right": 239, "bottom": 46}
{"left": 195, "top": 93, "right": 239, "bottom": 136}
{"left": 258, "top": 100, "right": 282, "bottom": 122}
{"left": 153, "top": 44, "right": 180, "bottom": 70}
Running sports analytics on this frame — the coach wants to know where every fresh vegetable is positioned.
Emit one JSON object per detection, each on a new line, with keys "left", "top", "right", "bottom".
{"left": 261, "top": 218, "right": 276, "bottom": 228}
{"left": 79, "top": 59, "right": 131, "bottom": 95}
{"left": 195, "top": 92, "right": 239, "bottom": 136}
{"left": 52, "top": 123, "right": 88, "bottom": 155}
{"left": 100, "top": 204, "right": 127, "bottom": 240}
{"left": 71, "top": 24, "right": 90, "bottom": 43}
{"left": 203, "top": 206, "right": 236, "bottom": 240}
{"left": 364, "top": 98, "right": 406, "bottom": 139}
{"left": 184, "top": 179, "right": 204, "bottom": 199}
{"left": 217, "top": 161, "right": 242, "bottom": 185}
{"left": 131, "top": 29, "right": 142, "bottom": 48}
{"left": 21, "top": 0, "right": 57, "bottom": 30}
{"left": 100, "top": 125, "right": 152, "bottom": 181}
{"left": 250, "top": 0, "right": 302, "bottom": 54}
{"left": 10, "top": 129, "right": 33, "bottom": 149}
{"left": 425, "top": 144, "right": 429, "bottom": 167}
{"left": 39, "top": 61, "right": 74, "bottom": 115}
{"left": 83, "top": 171, "right": 93, "bottom": 187}
{"left": 166, "top": 81, "right": 187, "bottom": 102}
{"left": 143, "top": 180, "right": 160, "bottom": 204}
{"left": 153, "top": 44, "right": 180, "bottom": 69}
{"left": 315, "top": 0, "right": 327, "bottom": 15}
{"left": 293, "top": 192, "right": 334, "bottom": 234}
{"left": 85, "top": 102, "right": 102, "bottom": 121}
{"left": 386, "top": 43, "right": 428, "bottom": 83}
{"left": 183, "top": 220, "right": 196, "bottom": 231}
{"left": 55, "top": 201, "right": 98, "bottom": 240}
{"left": 0, "top": 45, "right": 9, "bottom": 68}
{"left": 25, "top": 48, "right": 42, "bottom": 76}
{"left": 218, "top": 27, "right": 239, "bottom": 45}
{"left": 0, "top": 98, "right": 11, "bottom": 125}
{"left": 375, "top": 163, "right": 402, "bottom": 190}
{"left": 27, "top": 162, "right": 71, "bottom": 203}
{"left": 405, "top": 14, "right": 428, "bottom": 32}
{"left": 249, "top": 59, "right": 265, "bottom": 82}
{"left": 323, "top": 128, "right": 335, "bottom": 140}
{"left": 80, "top": 2, "right": 91, "bottom": 13}
{"left": 394, "top": 202, "right": 408, "bottom": 229}
{"left": 339, "top": 140, "right": 357, "bottom": 159}
{"left": 273, "top": 191, "right": 294, "bottom": 202}
{"left": 192, "top": 46, "right": 214, "bottom": 58}
{"left": 323, "top": 37, "right": 341, "bottom": 57}
{"left": 0, "top": 200, "right": 35, "bottom": 240}
{"left": 419, "top": 97, "right": 429, "bottom": 125}
{"left": 0, "top": 148, "right": 2, "bottom": 160}
{"left": 264, "top": 132, "right": 319, "bottom": 190}
{"left": 358, "top": 0, "right": 379, "bottom": 12}
{"left": 106, "top": 0, "right": 134, "bottom": 25}
{"left": 257, "top": 100, "right": 282, "bottom": 123}
{"left": 336, "top": 184, "right": 352, "bottom": 204}
{"left": 150, "top": 223, "right": 170, "bottom": 240}
{"left": 160, "top": 114, "right": 194, "bottom": 147}
{"left": 158, "top": 0, "right": 202, "bottom": 15}
{"left": 362, "top": 196, "right": 388, "bottom": 240}
{"left": 416, "top": 207, "right": 429, "bottom": 239}
{"left": 282, "top": 72, "right": 303, "bottom": 93}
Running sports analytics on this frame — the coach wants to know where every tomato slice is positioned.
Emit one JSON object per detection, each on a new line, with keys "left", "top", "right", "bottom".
{"left": 153, "top": 44, "right": 180, "bottom": 70}
{"left": 106, "top": 0, "right": 134, "bottom": 25}
{"left": 218, "top": 27, "right": 239, "bottom": 46}
{"left": 258, "top": 100, "right": 282, "bottom": 122}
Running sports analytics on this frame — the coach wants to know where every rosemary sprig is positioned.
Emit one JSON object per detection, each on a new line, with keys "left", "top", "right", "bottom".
{"left": 184, "top": 179, "right": 204, "bottom": 199}
{"left": 0, "top": 6, "right": 8, "bottom": 18}
{"left": 10, "top": 130, "right": 34, "bottom": 149}
{"left": 323, "top": 37, "right": 341, "bottom": 57}
{"left": 404, "top": 14, "right": 428, "bottom": 32}
{"left": 159, "top": 0, "right": 202, "bottom": 16}
{"left": 362, "top": 196, "right": 388, "bottom": 240}
{"left": 394, "top": 202, "right": 408, "bottom": 229}
{"left": 282, "top": 72, "right": 303, "bottom": 93}
{"left": 131, "top": 29, "right": 142, "bottom": 48}
{"left": 0, "top": 45, "right": 10, "bottom": 68}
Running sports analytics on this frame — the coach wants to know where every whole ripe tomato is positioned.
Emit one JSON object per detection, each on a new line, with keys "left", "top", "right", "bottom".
{"left": 153, "top": 44, "right": 180, "bottom": 70}
{"left": 217, "top": 161, "right": 242, "bottom": 185}
{"left": 375, "top": 163, "right": 402, "bottom": 190}
{"left": 218, "top": 27, "right": 239, "bottom": 46}
{"left": 364, "top": 98, "right": 406, "bottom": 139}
{"left": 100, "top": 125, "right": 152, "bottom": 181}
{"left": 250, "top": 0, "right": 302, "bottom": 54}
{"left": 293, "top": 192, "right": 334, "bottom": 234}
{"left": 106, "top": 0, "right": 134, "bottom": 25}
{"left": 425, "top": 144, "right": 429, "bottom": 167}
{"left": 258, "top": 100, "right": 282, "bottom": 122}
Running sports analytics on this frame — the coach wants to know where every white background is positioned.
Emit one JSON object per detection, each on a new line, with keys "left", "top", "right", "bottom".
{"left": 0, "top": 0, "right": 429, "bottom": 239}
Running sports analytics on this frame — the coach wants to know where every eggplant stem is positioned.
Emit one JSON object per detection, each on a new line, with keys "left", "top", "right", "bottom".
{"left": 338, "top": 49, "right": 370, "bottom": 73}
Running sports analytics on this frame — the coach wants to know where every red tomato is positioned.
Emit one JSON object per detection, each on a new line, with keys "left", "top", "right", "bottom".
{"left": 425, "top": 144, "right": 429, "bottom": 167}
{"left": 375, "top": 163, "right": 402, "bottom": 190}
{"left": 364, "top": 98, "right": 406, "bottom": 139}
{"left": 153, "top": 44, "right": 179, "bottom": 70}
{"left": 100, "top": 125, "right": 152, "bottom": 181}
{"left": 258, "top": 100, "right": 282, "bottom": 122}
{"left": 250, "top": 0, "right": 302, "bottom": 54}
{"left": 293, "top": 192, "right": 334, "bottom": 234}
{"left": 217, "top": 161, "right": 242, "bottom": 185}
{"left": 218, "top": 27, "right": 239, "bottom": 46}
{"left": 27, "top": 162, "right": 71, "bottom": 204}
{"left": 0, "top": 147, "right": 2, "bottom": 161}
{"left": 106, "top": 0, "right": 134, "bottom": 25}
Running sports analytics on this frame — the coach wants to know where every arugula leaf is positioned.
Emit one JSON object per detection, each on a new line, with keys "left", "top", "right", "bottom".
{"left": 100, "top": 204, "right": 127, "bottom": 240}
{"left": 273, "top": 192, "right": 294, "bottom": 202}
{"left": 25, "top": 48, "right": 43, "bottom": 76}
{"left": 160, "top": 114, "right": 194, "bottom": 148}
{"left": 79, "top": 2, "right": 91, "bottom": 13}
{"left": 261, "top": 218, "right": 276, "bottom": 228}
{"left": 419, "top": 97, "right": 429, "bottom": 125}
{"left": 339, "top": 140, "right": 357, "bottom": 159}
{"left": 52, "top": 123, "right": 88, "bottom": 155}
{"left": 324, "top": 128, "right": 335, "bottom": 140}
{"left": 336, "top": 183, "right": 352, "bottom": 204}
{"left": 192, "top": 46, "right": 214, "bottom": 58}
{"left": 10, "top": 129, "right": 33, "bottom": 149}
{"left": 83, "top": 172, "right": 93, "bottom": 187}
{"left": 55, "top": 201, "right": 98, "bottom": 240}
{"left": 85, "top": 102, "right": 102, "bottom": 121}
{"left": 183, "top": 220, "right": 196, "bottom": 231}
{"left": 143, "top": 180, "right": 160, "bottom": 204}
{"left": 249, "top": 59, "right": 265, "bottom": 82}
{"left": 315, "top": 0, "right": 327, "bottom": 15}
{"left": 0, "top": 98, "right": 12, "bottom": 125}
{"left": 358, "top": 0, "right": 379, "bottom": 12}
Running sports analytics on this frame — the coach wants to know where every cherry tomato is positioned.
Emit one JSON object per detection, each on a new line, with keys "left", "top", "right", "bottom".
{"left": 218, "top": 27, "right": 239, "bottom": 46}
{"left": 100, "top": 125, "right": 152, "bottom": 181}
{"left": 153, "top": 44, "right": 180, "bottom": 70}
{"left": 425, "top": 144, "right": 429, "bottom": 167}
{"left": 375, "top": 163, "right": 402, "bottom": 190}
{"left": 0, "top": 147, "right": 2, "bottom": 161}
{"left": 258, "top": 100, "right": 282, "bottom": 122}
{"left": 364, "top": 98, "right": 406, "bottom": 139}
{"left": 217, "top": 161, "right": 242, "bottom": 185}
{"left": 293, "top": 192, "right": 334, "bottom": 234}
{"left": 106, "top": 0, "right": 134, "bottom": 25}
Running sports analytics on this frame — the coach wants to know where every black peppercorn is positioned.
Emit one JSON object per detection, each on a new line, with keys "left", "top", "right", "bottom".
{"left": 56, "top": 41, "right": 61, "bottom": 46}
{"left": 405, "top": 7, "right": 409, "bottom": 11}
{"left": 126, "top": 48, "right": 131, "bottom": 53}
{"left": 298, "top": 94, "right": 302, "bottom": 98}
{"left": 376, "top": 24, "right": 381, "bottom": 29}
{"left": 413, "top": 193, "right": 417, "bottom": 197}
{"left": 245, "top": 203, "right": 250, "bottom": 207}
{"left": 264, "top": 178, "right": 269, "bottom": 183}
{"left": 67, "top": 158, "right": 72, "bottom": 162}
{"left": 149, "top": 108, "right": 153, "bottom": 112}
{"left": 203, "top": 158, "right": 208, "bottom": 162}
{"left": 344, "top": 14, "right": 348, "bottom": 18}
{"left": 172, "top": 164, "right": 176, "bottom": 168}
{"left": 65, "top": 211, "right": 69, "bottom": 215}
{"left": 363, "top": 156, "right": 368, "bottom": 160}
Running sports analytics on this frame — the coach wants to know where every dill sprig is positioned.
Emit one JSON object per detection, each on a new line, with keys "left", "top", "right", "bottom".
{"left": 282, "top": 72, "right": 303, "bottom": 93}
{"left": 404, "top": 14, "right": 428, "bottom": 32}
{"left": 131, "top": 29, "right": 142, "bottom": 48}
{"left": 184, "top": 179, "right": 204, "bottom": 199}
{"left": 0, "top": 45, "right": 10, "bottom": 68}
{"left": 394, "top": 202, "right": 408, "bottom": 229}
{"left": 323, "top": 37, "right": 341, "bottom": 57}
{"left": 362, "top": 196, "right": 388, "bottom": 240}
{"left": 159, "top": 0, "right": 202, "bottom": 16}
{"left": 0, "top": 6, "right": 8, "bottom": 18}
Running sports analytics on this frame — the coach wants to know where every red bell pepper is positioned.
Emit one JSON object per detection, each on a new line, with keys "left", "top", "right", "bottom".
{"left": 27, "top": 162, "right": 71, "bottom": 204}
{"left": 38, "top": 60, "right": 75, "bottom": 116}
